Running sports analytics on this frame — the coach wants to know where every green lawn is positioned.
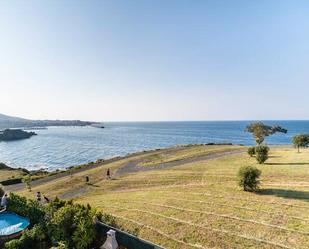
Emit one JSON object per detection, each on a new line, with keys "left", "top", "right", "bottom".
{"left": 15, "top": 145, "right": 309, "bottom": 249}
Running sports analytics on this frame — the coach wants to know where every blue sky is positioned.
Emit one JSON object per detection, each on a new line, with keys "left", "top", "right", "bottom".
{"left": 0, "top": 1, "right": 308, "bottom": 121}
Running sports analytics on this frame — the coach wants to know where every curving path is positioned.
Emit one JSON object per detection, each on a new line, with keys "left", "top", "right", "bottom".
{"left": 115, "top": 149, "right": 245, "bottom": 176}
{"left": 4, "top": 148, "right": 245, "bottom": 195}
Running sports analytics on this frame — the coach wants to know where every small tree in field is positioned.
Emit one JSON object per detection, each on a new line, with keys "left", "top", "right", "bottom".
{"left": 245, "top": 122, "right": 287, "bottom": 164}
{"left": 292, "top": 134, "right": 309, "bottom": 153}
{"left": 246, "top": 122, "right": 287, "bottom": 145}
{"left": 255, "top": 145, "right": 269, "bottom": 164}
{"left": 238, "top": 166, "right": 261, "bottom": 192}
{"left": 247, "top": 147, "right": 256, "bottom": 157}
{"left": 22, "top": 175, "right": 32, "bottom": 192}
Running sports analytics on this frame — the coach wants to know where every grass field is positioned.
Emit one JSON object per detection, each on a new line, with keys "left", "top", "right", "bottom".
{"left": 0, "top": 169, "right": 25, "bottom": 182}
{"left": 0, "top": 163, "right": 26, "bottom": 182}
{"left": 137, "top": 144, "right": 237, "bottom": 167}
{"left": 11, "top": 145, "right": 309, "bottom": 249}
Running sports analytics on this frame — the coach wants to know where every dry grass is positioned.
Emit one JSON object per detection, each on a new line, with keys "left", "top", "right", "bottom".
{"left": 138, "top": 144, "right": 242, "bottom": 167}
{"left": 15, "top": 145, "right": 309, "bottom": 248}
{"left": 0, "top": 169, "right": 25, "bottom": 183}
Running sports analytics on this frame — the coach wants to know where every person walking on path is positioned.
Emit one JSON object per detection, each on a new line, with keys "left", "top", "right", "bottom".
{"left": 106, "top": 168, "right": 111, "bottom": 179}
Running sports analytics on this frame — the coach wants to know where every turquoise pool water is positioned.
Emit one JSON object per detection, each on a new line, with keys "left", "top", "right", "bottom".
{"left": 0, "top": 213, "right": 30, "bottom": 236}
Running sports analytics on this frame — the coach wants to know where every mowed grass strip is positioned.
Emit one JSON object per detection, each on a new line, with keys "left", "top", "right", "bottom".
{"left": 120, "top": 199, "right": 309, "bottom": 235}
{"left": 112, "top": 215, "right": 207, "bottom": 249}
{"left": 100, "top": 204, "right": 297, "bottom": 249}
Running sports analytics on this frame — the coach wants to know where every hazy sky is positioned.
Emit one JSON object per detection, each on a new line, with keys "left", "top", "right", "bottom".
{"left": 0, "top": 1, "right": 308, "bottom": 121}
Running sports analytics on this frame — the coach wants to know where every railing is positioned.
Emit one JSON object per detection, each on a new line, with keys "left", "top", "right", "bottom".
{"left": 96, "top": 221, "right": 164, "bottom": 249}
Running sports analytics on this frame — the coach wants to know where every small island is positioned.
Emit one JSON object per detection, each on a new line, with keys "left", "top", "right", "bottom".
{"left": 0, "top": 129, "right": 37, "bottom": 141}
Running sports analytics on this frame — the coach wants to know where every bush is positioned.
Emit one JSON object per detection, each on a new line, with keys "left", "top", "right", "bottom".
{"left": 255, "top": 145, "right": 269, "bottom": 164}
{"left": 4, "top": 239, "right": 23, "bottom": 249}
{"left": 5, "top": 194, "right": 113, "bottom": 249}
{"left": 48, "top": 203, "right": 96, "bottom": 249}
{"left": 50, "top": 242, "right": 69, "bottom": 249}
{"left": 247, "top": 147, "right": 256, "bottom": 157}
{"left": 97, "top": 212, "right": 117, "bottom": 227}
{"left": 4, "top": 224, "right": 46, "bottom": 249}
{"left": 7, "top": 193, "right": 46, "bottom": 224}
{"left": 238, "top": 166, "right": 261, "bottom": 192}
{"left": 0, "top": 187, "right": 4, "bottom": 197}
{"left": 0, "top": 178, "right": 23, "bottom": 186}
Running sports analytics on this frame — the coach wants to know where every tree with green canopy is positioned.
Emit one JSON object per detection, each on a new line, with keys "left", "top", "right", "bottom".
{"left": 245, "top": 122, "right": 287, "bottom": 145}
{"left": 292, "top": 134, "right": 309, "bottom": 152}
{"left": 22, "top": 175, "right": 32, "bottom": 192}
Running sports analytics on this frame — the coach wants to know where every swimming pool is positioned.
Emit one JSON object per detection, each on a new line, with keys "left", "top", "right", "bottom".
{"left": 0, "top": 212, "right": 30, "bottom": 237}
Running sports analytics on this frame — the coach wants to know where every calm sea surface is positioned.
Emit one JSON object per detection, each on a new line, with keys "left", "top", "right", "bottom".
{"left": 0, "top": 121, "right": 308, "bottom": 171}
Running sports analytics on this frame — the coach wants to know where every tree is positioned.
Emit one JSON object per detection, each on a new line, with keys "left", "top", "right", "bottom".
{"left": 246, "top": 122, "right": 287, "bottom": 145}
{"left": 22, "top": 175, "right": 32, "bottom": 192}
{"left": 238, "top": 166, "right": 261, "bottom": 192}
{"left": 247, "top": 147, "right": 256, "bottom": 157}
{"left": 292, "top": 134, "right": 309, "bottom": 153}
{"left": 255, "top": 145, "right": 269, "bottom": 164}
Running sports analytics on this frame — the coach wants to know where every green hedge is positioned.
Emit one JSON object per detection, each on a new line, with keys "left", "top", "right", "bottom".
{"left": 0, "top": 178, "right": 23, "bottom": 186}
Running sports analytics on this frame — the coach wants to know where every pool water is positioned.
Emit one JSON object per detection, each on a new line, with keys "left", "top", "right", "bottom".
{"left": 0, "top": 213, "right": 30, "bottom": 236}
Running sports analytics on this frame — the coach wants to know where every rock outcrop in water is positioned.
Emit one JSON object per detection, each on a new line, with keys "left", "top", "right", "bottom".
{"left": 0, "top": 129, "right": 37, "bottom": 141}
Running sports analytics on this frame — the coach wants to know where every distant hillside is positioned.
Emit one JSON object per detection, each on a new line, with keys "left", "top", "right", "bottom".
{"left": 0, "top": 113, "right": 97, "bottom": 129}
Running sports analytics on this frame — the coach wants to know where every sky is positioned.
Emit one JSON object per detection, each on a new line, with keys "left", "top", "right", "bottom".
{"left": 0, "top": 1, "right": 308, "bottom": 122}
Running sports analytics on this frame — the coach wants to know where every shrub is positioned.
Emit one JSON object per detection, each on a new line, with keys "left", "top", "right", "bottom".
{"left": 7, "top": 193, "right": 46, "bottom": 224}
{"left": 48, "top": 203, "right": 96, "bottom": 249}
{"left": 97, "top": 212, "right": 117, "bottom": 227}
{"left": 7, "top": 193, "right": 28, "bottom": 217}
{"left": 50, "top": 242, "right": 69, "bottom": 249}
{"left": 255, "top": 145, "right": 269, "bottom": 164}
{"left": 4, "top": 239, "right": 23, "bottom": 249}
{"left": 5, "top": 194, "right": 113, "bottom": 249}
{"left": 247, "top": 146, "right": 256, "bottom": 157}
{"left": 0, "top": 187, "right": 4, "bottom": 197}
{"left": 0, "top": 178, "right": 23, "bottom": 186}
{"left": 72, "top": 218, "right": 96, "bottom": 249}
{"left": 4, "top": 224, "right": 46, "bottom": 249}
{"left": 238, "top": 166, "right": 261, "bottom": 192}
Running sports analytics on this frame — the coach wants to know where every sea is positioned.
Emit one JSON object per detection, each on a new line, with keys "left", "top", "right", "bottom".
{"left": 0, "top": 121, "right": 308, "bottom": 171}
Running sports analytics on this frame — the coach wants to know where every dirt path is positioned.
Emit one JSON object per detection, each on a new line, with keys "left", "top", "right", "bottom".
{"left": 4, "top": 148, "right": 245, "bottom": 195}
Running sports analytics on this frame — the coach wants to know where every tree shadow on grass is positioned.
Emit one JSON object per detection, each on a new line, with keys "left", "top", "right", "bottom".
{"left": 86, "top": 183, "right": 100, "bottom": 187}
{"left": 267, "top": 155, "right": 281, "bottom": 158}
{"left": 258, "top": 188, "right": 309, "bottom": 201}
{"left": 265, "top": 162, "right": 309, "bottom": 165}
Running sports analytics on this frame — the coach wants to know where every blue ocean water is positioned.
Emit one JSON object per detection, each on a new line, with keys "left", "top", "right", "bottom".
{"left": 0, "top": 121, "right": 308, "bottom": 171}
